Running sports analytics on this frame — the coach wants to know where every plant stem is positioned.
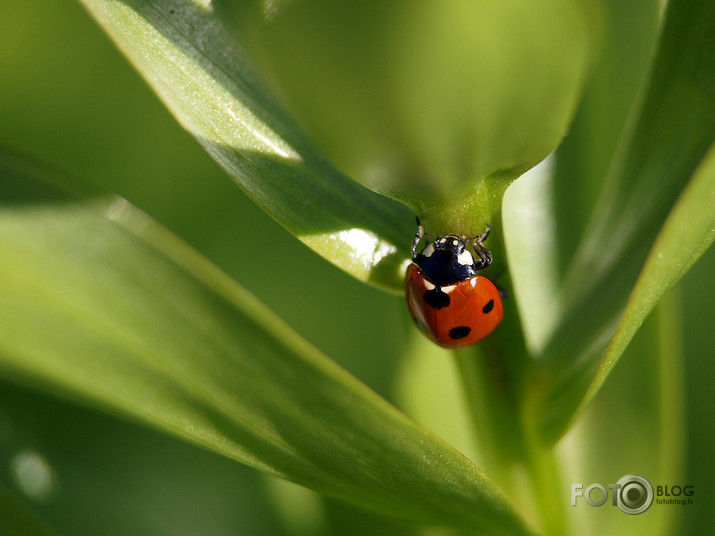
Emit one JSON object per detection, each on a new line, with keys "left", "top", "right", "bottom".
{"left": 412, "top": 172, "right": 516, "bottom": 237}
{"left": 524, "top": 439, "right": 568, "bottom": 536}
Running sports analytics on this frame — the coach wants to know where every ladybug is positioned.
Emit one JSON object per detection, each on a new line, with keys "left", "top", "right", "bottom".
{"left": 405, "top": 219, "right": 504, "bottom": 348}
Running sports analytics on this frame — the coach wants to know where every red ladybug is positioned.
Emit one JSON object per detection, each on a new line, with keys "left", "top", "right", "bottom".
{"left": 405, "top": 220, "right": 503, "bottom": 348}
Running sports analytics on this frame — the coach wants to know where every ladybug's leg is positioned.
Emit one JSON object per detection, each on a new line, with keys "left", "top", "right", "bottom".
{"left": 490, "top": 269, "right": 510, "bottom": 298}
{"left": 473, "top": 245, "right": 493, "bottom": 270}
{"left": 472, "top": 224, "right": 493, "bottom": 270}
{"left": 475, "top": 224, "right": 491, "bottom": 243}
{"left": 411, "top": 216, "right": 424, "bottom": 258}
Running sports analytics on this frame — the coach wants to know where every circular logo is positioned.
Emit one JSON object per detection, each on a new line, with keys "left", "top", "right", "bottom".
{"left": 616, "top": 474, "right": 654, "bottom": 515}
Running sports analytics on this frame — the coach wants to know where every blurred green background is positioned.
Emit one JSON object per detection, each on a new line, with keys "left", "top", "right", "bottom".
{"left": 0, "top": 1, "right": 712, "bottom": 535}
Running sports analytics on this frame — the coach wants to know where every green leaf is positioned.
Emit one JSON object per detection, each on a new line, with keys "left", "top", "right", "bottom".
{"left": 577, "top": 144, "right": 715, "bottom": 420}
{"left": 551, "top": 0, "right": 661, "bottom": 269}
{"left": 533, "top": 0, "right": 715, "bottom": 443}
{"left": 537, "top": 141, "right": 715, "bottom": 442}
{"left": 219, "top": 0, "right": 599, "bottom": 208}
{"left": 503, "top": 158, "right": 560, "bottom": 355}
{"left": 0, "top": 161, "right": 536, "bottom": 535}
{"left": 78, "top": 0, "right": 413, "bottom": 292}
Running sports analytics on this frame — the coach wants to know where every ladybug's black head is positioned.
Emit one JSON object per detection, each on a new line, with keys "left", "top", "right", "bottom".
{"left": 413, "top": 236, "right": 477, "bottom": 286}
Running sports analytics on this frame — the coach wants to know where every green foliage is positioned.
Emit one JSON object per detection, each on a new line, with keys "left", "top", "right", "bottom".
{"left": 0, "top": 165, "right": 534, "bottom": 535}
{"left": 533, "top": 0, "right": 715, "bottom": 443}
{"left": 81, "top": 0, "right": 414, "bottom": 291}
{"left": 218, "top": 0, "right": 598, "bottom": 235}
{"left": 0, "top": 0, "right": 712, "bottom": 535}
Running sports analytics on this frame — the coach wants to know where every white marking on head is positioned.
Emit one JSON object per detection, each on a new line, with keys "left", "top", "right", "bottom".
{"left": 452, "top": 239, "right": 459, "bottom": 246}
{"left": 422, "top": 243, "right": 435, "bottom": 258}
{"left": 423, "top": 280, "right": 435, "bottom": 290}
{"left": 438, "top": 237, "right": 447, "bottom": 244}
{"left": 457, "top": 250, "right": 474, "bottom": 266}
{"left": 441, "top": 284, "right": 456, "bottom": 294}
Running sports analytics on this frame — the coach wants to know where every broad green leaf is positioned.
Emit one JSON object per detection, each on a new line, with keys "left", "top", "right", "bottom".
{"left": 219, "top": 0, "right": 599, "bottom": 209}
{"left": 78, "top": 0, "right": 413, "bottom": 292}
{"left": 534, "top": 0, "right": 715, "bottom": 442}
{"left": 0, "top": 164, "right": 536, "bottom": 536}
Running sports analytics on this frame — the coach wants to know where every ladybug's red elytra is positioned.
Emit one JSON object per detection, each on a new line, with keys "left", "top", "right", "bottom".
{"left": 405, "top": 219, "right": 504, "bottom": 348}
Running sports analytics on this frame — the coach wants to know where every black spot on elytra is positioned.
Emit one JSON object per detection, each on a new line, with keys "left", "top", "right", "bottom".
{"left": 449, "top": 326, "right": 471, "bottom": 340}
{"left": 482, "top": 299, "right": 495, "bottom": 314}
{"left": 424, "top": 288, "right": 450, "bottom": 309}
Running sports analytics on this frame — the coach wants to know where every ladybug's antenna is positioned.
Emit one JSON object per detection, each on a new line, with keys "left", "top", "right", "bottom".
{"left": 411, "top": 216, "right": 425, "bottom": 257}
{"left": 471, "top": 224, "right": 493, "bottom": 270}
